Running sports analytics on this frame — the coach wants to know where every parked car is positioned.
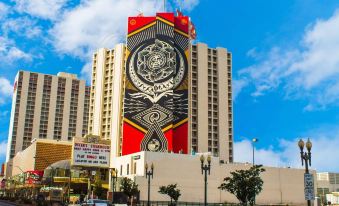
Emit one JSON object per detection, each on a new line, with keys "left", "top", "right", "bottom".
{"left": 82, "top": 199, "right": 110, "bottom": 206}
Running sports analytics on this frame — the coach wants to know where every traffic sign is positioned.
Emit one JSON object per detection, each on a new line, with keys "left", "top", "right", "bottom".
{"left": 304, "top": 173, "right": 315, "bottom": 200}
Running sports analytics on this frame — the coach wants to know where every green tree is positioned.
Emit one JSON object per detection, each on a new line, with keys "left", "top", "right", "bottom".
{"left": 120, "top": 177, "right": 139, "bottom": 205}
{"left": 93, "top": 171, "right": 104, "bottom": 199}
{"left": 158, "top": 184, "right": 181, "bottom": 206}
{"left": 218, "top": 165, "right": 266, "bottom": 206}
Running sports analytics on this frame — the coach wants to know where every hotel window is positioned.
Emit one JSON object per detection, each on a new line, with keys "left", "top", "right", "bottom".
{"left": 127, "top": 164, "right": 129, "bottom": 175}
{"left": 120, "top": 165, "right": 123, "bottom": 175}
{"left": 134, "top": 162, "right": 137, "bottom": 174}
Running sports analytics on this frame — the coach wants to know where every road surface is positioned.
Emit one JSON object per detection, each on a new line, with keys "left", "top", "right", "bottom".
{"left": 0, "top": 201, "right": 16, "bottom": 206}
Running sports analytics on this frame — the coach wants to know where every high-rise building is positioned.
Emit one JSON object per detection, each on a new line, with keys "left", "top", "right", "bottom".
{"left": 6, "top": 71, "right": 90, "bottom": 161}
{"left": 190, "top": 43, "right": 233, "bottom": 163}
{"left": 89, "top": 13, "right": 233, "bottom": 163}
{"left": 122, "top": 13, "right": 190, "bottom": 156}
{"left": 88, "top": 44, "right": 126, "bottom": 149}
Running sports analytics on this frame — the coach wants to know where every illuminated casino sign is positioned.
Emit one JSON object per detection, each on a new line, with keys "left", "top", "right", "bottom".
{"left": 122, "top": 12, "right": 189, "bottom": 155}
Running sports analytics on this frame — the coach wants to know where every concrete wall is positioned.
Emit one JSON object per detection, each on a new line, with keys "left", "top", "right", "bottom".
{"left": 112, "top": 151, "right": 314, "bottom": 205}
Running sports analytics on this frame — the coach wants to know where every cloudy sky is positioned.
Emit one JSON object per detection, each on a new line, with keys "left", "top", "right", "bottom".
{"left": 0, "top": 0, "right": 338, "bottom": 172}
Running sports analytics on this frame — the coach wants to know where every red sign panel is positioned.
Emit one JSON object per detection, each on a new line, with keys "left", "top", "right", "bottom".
{"left": 0, "top": 179, "right": 5, "bottom": 189}
{"left": 25, "top": 170, "right": 44, "bottom": 184}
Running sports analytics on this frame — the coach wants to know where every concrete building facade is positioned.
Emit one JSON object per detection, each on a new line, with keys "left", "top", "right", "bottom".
{"left": 112, "top": 151, "right": 313, "bottom": 205}
{"left": 6, "top": 71, "right": 90, "bottom": 161}
{"left": 190, "top": 43, "right": 233, "bottom": 163}
{"left": 88, "top": 44, "right": 126, "bottom": 159}
{"left": 6, "top": 139, "right": 72, "bottom": 177}
{"left": 317, "top": 172, "right": 339, "bottom": 201}
{"left": 90, "top": 43, "right": 233, "bottom": 163}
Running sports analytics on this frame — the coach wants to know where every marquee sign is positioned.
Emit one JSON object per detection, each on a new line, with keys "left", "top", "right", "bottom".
{"left": 72, "top": 142, "right": 110, "bottom": 167}
{"left": 122, "top": 13, "right": 189, "bottom": 155}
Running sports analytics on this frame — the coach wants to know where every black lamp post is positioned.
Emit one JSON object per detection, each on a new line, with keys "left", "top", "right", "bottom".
{"left": 110, "top": 168, "right": 118, "bottom": 204}
{"left": 298, "top": 138, "right": 312, "bottom": 206}
{"left": 145, "top": 163, "right": 154, "bottom": 206}
{"left": 200, "top": 155, "right": 211, "bottom": 206}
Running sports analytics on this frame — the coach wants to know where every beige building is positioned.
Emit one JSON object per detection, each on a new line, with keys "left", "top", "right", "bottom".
{"left": 6, "top": 71, "right": 90, "bottom": 161}
{"left": 6, "top": 139, "right": 72, "bottom": 177}
{"left": 190, "top": 43, "right": 233, "bottom": 163}
{"left": 112, "top": 151, "right": 313, "bottom": 205}
{"left": 90, "top": 43, "right": 233, "bottom": 163}
{"left": 88, "top": 44, "right": 126, "bottom": 159}
{"left": 317, "top": 172, "right": 339, "bottom": 201}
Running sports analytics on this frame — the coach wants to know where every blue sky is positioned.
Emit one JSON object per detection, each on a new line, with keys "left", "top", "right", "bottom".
{"left": 0, "top": 0, "right": 339, "bottom": 172}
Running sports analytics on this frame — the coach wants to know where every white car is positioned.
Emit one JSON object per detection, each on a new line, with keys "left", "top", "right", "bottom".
{"left": 82, "top": 199, "right": 110, "bottom": 206}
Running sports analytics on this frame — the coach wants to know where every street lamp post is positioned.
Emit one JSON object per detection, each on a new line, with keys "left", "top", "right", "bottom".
{"left": 145, "top": 163, "right": 154, "bottom": 206}
{"left": 298, "top": 138, "right": 313, "bottom": 206}
{"left": 200, "top": 155, "right": 211, "bottom": 206}
{"left": 110, "top": 168, "right": 118, "bottom": 204}
{"left": 252, "top": 138, "right": 258, "bottom": 165}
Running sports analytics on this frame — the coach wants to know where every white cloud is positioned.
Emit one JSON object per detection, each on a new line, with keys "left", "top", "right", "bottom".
{"left": 0, "top": 2, "right": 10, "bottom": 20}
{"left": 1, "top": 17, "right": 42, "bottom": 39}
{"left": 236, "top": 10, "right": 339, "bottom": 109}
{"left": 174, "top": 0, "right": 200, "bottom": 11}
{"left": 50, "top": 0, "right": 167, "bottom": 80}
{"left": 0, "top": 141, "right": 7, "bottom": 157}
{"left": 51, "top": 0, "right": 164, "bottom": 58}
{"left": 0, "top": 110, "right": 9, "bottom": 121}
{"left": 0, "top": 77, "right": 13, "bottom": 105}
{"left": 14, "top": 0, "right": 67, "bottom": 20}
{"left": 233, "top": 79, "right": 248, "bottom": 100}
{"left": 234, "top": 127, "right": 339, "bottom": 172}
{"left": 0, "top": 36, "right": 32, "bottom": 62}
{"left": 234, "top": 139, "right": 285, "bottom": 167}
{"left": 80, "top": 62, "right": 92, "bottom": 83}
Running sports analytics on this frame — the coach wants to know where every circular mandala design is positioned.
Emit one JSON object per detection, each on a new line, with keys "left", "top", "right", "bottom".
{"left": 147, "top": 139, "right": 160, "bottom": 151}
{"left": 128, "top": 39, "right": 186, "bottom": 96}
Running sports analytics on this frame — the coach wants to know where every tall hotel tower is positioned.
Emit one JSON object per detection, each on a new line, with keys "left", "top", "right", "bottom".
{"left": 190, "top": 44, "right": 233, "bottom": 163}
{"left": 88, "top": 44, "right": 126, "bottom": 158}
{"left": 6, "top": 71, "right": 90, "bottom": 161}
{"left": 89, "top": 13, "right": 233, "bottom": 163}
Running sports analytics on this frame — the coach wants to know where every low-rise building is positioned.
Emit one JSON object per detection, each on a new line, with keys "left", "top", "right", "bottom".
{"left": 112, "top": 151, "right": 315, "bottom": 205}
{"left": 317, "top": 172, "right": 339, "bottom": 203}
{"left": 6, "top": 138, "right": 72, "bottom": 178}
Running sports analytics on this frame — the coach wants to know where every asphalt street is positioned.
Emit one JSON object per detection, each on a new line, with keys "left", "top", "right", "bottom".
{"left": 0, "top": 201, "right": 16, "bottom": 206}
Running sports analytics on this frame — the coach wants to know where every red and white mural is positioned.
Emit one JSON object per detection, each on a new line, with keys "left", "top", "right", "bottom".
{"left": 122, "top": 12, "right": 189, "bottom": 155}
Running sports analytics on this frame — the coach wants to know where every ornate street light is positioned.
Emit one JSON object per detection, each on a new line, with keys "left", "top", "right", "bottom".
{"left": 298, "top": 138, "right": 313, "bottom": 206}
{"left": 200, "top": 154, "right": 211, "bottom": 206}
{"left": 110, "top": 168, "right": 118, "bottom": 204}
{"left": 145, "top": 163, "right": 154, "bottom": 206}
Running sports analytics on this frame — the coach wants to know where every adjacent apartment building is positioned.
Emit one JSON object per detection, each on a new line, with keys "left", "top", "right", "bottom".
{"left": 190, "top": 43, "right": 233, "bottom": 163}
{"left": 6, "top": 71, "right": 90, "bottom": 161}
{"left": 89, "top": 43, "right": 233, "bottom": 163}
{"left": 87, "top": 44, "right": 126, "bottom": 153}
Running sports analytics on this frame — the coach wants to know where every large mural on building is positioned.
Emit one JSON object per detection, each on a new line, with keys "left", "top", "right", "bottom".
{"left": 122, "top": 13, "right": 189, "bottom": 155}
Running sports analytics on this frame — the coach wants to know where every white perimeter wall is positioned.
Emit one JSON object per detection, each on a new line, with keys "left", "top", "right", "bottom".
{"left": 112, "top": 151, "right": 315, "bottom": 205}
